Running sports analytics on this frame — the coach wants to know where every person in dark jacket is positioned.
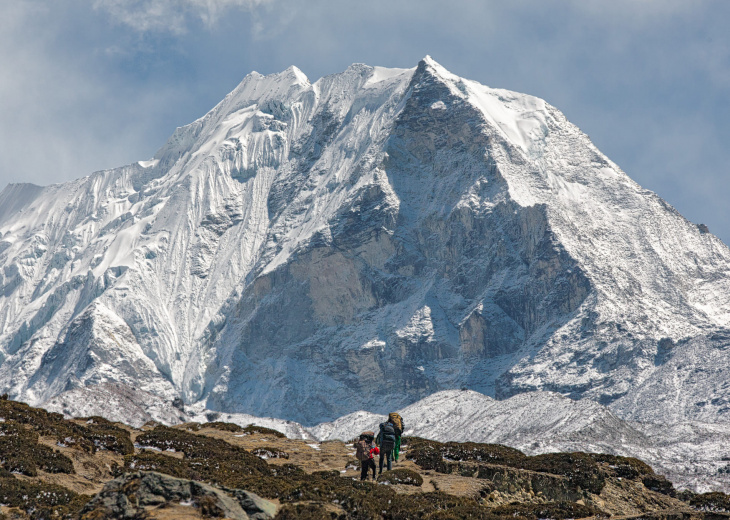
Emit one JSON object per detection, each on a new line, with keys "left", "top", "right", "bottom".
{"left": 389, "top": 412, "right": 405, "bottom": 462}
{"left": 376, "top": 419, "right": 397, "bottom": 474}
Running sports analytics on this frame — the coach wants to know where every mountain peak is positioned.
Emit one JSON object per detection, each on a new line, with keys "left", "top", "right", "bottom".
{"left": 416, "top": 54, "right": 457, "bottom": 82}
{"left": 233, "top": 64, "right": 311, "bottom": 98}
{"left": 280, "top": 64, "right": 310, "bottom": 85}
{"left": 242, "top": 64, "right": 309, "bottom": 84}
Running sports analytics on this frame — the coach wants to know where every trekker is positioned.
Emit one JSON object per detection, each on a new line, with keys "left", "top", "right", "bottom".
{"left": 376, "top": 418, "right": 397, "bottom": 474}
{"left": 388, "top": 412, "right": 405, "bottom": 462}
{"left": 368, "top": 443, "right": 380, "bottom": 478}
{"left": 356, "top": 431, "right": 378, "bottom": 480}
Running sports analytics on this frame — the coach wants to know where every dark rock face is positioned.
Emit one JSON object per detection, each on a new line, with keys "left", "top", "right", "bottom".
{"left": 80, "top": 471, "right": 276, "bottom": 519}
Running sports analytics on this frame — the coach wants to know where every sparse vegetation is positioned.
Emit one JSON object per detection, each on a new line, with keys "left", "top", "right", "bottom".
{"left": 240, "top": 424, "right": 287, "bottom": 438}
{"left": 0, "top": 398, "right": 132, "bottom": 455}
{"left": 0, "top": 476, "right": 90, "bottom": 519}
{"left": 522, "top": 452, "right": 605, "bottom": 494}
{"left": 687, "top": 491, "right": 730, "bottom": 512}
{"left": 377, "top": 468, "right": 423, "bottom": 486}
{"left": 252, "top": 446, "right": 290, "bottom": 459}
{"left": 0, "top": 421, "right": 74, "bottom": 476}
{"left": 406, "top": 437, "right": 527, "bottom": 473}
{"left": 78, "top": 416, "right": 134, "bottom": 455}
{"left": 405, "top": 437, "right": 669, "bottom": 496}
{"left": 641, "top": 474, "right": 676, "bottom": 496}
{"left": 589, "top": 452, "right": 655, "bottom": 479}
{"left": 490, "top": 500, "right": 607, "bottom": 519}
{"left": 187, "top": 421, "right": 286, "bottom": 437}
{"left": 134, "top": 425, "right": 270, "bottom": 474}
{"left": 204, "top": 421, "right": 243, "bottom": 432}
{"left": 182, "top": 421, "right": 202, "bottom": 431}
{"left": 274, "top": 503, "right": 339, "bottom": 519}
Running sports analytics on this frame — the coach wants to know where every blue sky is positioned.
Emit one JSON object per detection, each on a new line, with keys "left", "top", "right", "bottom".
{"left": 2, "top": 0, "right": 729, "bottom": 243}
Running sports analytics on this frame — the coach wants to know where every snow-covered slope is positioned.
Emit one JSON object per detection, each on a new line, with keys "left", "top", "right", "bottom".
{"left": 41, "top": 382, "right": 188, "bottom": 427}
{"left": 312, "top": 389, "right": 649, "bottom": 452}
{"left": 40, "top": 382, "right": 312, "bottom": 438}
{"left": 1, "top": 57, "right": 730, "bottom": 426}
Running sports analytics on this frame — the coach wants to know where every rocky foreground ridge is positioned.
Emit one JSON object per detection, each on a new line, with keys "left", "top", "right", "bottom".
{"left": 2, "top": 395, "right": 730, "bottom": 520}
{"left": 2, "top": 57, "right": 730, "bottom": 425}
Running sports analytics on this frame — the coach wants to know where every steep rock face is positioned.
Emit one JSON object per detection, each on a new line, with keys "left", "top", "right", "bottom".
{"left": 1, "top": 57, "right": 729, "bottom": 424}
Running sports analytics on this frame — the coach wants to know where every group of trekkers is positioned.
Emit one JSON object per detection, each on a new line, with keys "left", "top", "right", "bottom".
{"left": 355, "top": 412, "right": 405, "bottom": 481}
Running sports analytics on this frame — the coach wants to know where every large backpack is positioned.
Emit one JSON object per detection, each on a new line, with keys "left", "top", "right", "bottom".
{"left": 379, "top": 422, "right": 396, "bottom": 450}
{"left": 388, "top": 412, "right": 403, "bottom": 433}
{"left": 355, "top": 439, "right": 371, "bottom": 461}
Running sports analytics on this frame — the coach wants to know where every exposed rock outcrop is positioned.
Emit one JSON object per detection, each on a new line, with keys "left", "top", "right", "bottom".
{"left": 80, "top": 471, "right": 276, "bottom": 520}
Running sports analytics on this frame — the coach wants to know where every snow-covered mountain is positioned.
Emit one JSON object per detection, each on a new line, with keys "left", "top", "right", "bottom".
{"left": 1, "top": 57, "right": 730, "bottom": 426}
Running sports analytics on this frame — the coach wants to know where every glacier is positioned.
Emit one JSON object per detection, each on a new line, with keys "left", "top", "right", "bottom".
{"left": 1, "top": 56, "right": 730, "bottom": 428}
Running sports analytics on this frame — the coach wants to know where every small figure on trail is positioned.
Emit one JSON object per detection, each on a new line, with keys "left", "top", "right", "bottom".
{"left": 356, "top": 431, "right": 378, "bottom": 480}
{"left": 376, "top": 418, "right": 398, "bottom": 474}
{"left": 388, "top": 412, "right": 405, "bottom": 462}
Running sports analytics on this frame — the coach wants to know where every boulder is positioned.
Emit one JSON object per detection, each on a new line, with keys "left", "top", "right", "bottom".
{"left": 80, "top": 470, "right": 276, "bottom": 519}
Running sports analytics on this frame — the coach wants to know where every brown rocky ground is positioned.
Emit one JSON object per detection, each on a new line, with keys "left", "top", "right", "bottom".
{"left": 2, "top": 397, "right": 730, "bottom": 519}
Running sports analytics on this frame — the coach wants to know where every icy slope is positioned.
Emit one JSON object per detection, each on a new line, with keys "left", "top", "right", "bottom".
{"left": 1, "top": 57, "right": 730, "bottom": 425}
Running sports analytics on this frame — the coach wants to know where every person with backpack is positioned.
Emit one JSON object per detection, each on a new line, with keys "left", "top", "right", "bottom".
{"left": 376, "top": 419, "right": 397, "bottom": 474}
{"left": 355, "top": 431, "right": 378, "bottom": 480}
{"left": 388, "top": 412, "right": 405, "bottom": 462}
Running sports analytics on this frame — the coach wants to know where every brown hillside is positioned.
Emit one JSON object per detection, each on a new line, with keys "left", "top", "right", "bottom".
{"left": 0, "top": 395, "right": 728, "bottom": 519}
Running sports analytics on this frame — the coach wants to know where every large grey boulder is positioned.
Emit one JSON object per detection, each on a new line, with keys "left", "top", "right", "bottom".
{"left": 80, "top": 470, "right": 276, "bottom": 519}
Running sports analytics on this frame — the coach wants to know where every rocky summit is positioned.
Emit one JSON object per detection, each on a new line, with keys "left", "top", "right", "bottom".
{"left": 1, "top": 57, "right": 730, "bottom": 425}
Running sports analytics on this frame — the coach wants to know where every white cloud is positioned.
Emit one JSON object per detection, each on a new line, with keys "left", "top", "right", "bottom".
{"left": 0, "top": 2, "right": 191, "bottom": 189}
{"left": 93, "top": 0, "right": 275, "bottom": 33}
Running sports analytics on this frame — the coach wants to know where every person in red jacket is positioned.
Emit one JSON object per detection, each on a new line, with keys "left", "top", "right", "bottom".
{"left": 368, "top": 445, "right": 380, "bottom": 479}
{"left": 356, "top": 431, "right": 378, "bottom": 480}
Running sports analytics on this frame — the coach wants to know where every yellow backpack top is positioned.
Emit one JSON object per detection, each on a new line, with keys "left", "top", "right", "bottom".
{"left": 388, "top": 412, "right": 403, "bottom": 432}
